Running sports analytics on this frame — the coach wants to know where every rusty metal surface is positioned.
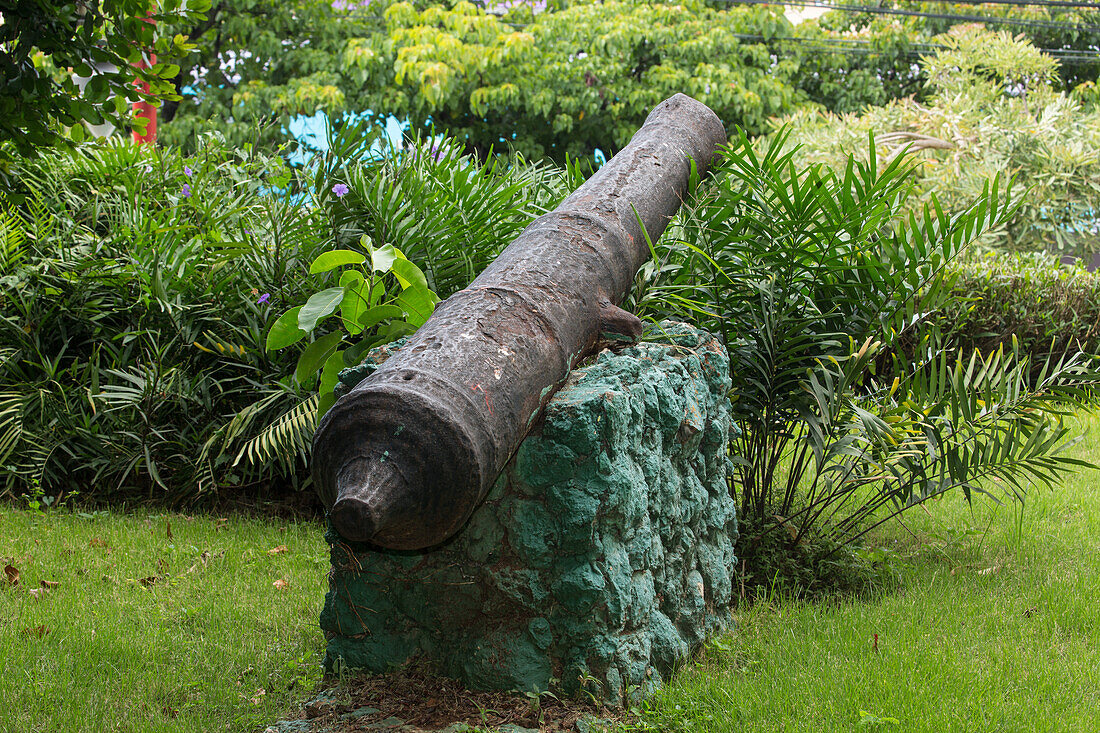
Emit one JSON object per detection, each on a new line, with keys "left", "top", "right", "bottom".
{"left": 312, "top": 94, "right": 727, "bottom": 549}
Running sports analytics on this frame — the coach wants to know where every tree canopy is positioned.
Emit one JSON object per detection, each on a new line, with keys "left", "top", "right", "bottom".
{"left": 779, "top": 28, "right": 1100, "bottom": 256}
{"left": 0, "top": 0, "right": 208, "bottom": 157}
{"left": 144, "top": 0, "right": 1100, "bottom": 163}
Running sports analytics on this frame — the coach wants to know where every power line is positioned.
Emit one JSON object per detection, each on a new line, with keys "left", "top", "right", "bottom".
{"left": 884, "top": 0, "right": 1100, "bottom": 8}
{"left": 793, "top": 37, "right": 1098, "bottom": 60}
{"left": 495, "top": 4, "right": 1100, "bottom": 60}
{"left": 721, "top": 0, "right": 1100, "bottom": 32}
{"left": 768, "top": 34, "right": 1099, "bottom": 61}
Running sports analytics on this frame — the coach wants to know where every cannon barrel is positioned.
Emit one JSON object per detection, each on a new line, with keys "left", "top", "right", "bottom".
{"left": 312, "top": 94, "right": 727, "bottom": 549}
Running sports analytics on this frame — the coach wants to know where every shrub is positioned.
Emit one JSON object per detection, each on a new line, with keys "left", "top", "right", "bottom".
{"left": 636, "top": 131, "right": 1100, "bottom": 594}
{"left": 777, "top": 29, "right": 1100, "bottom": 258}
{"left": 0, "top": 137, "right": 323, "bottom": 503}
{"left": 0, "top": 130, "right": 567, "bottom": 505}
{"left": 943, "top": 250, "right": 1100, "bottom": 364}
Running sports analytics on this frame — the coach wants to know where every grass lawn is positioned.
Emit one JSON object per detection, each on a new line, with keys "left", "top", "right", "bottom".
{"left": 3, "top": 414, "right": 1100, "bottom": 732}
{"left": 0, "top": 509, "right": 329, "bottom": 732}
{"left": 638, "top": 411, "right": 1100, "bottom": 732}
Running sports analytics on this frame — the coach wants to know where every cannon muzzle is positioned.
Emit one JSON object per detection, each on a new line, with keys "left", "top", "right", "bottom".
{"left": 312, "top": 93, "right": 727, "bottom": 549}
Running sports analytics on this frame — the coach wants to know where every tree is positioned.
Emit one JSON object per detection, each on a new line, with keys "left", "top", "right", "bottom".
{"left": 816, "top": 2, "right": 1100, "bottom": 96}
{"left": 343, "top": 0, "right": 802, "bottom": 162}
{"left": 0, "top": 0, "right": 208, "bottom": 159}
{"left": 778, "top": 28, "right": 1100, "bottom": 257}
{"left": 158, "top": 0, "right": 805, "bottom": 162}
{"left": 158, "top": 0, "right": 373, "bottom": 152}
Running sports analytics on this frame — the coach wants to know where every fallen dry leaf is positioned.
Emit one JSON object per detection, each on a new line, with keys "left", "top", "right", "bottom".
{"left": 28, "top": 588, "right": 47, "bottom": 599}
{"left": 166, "top": 520, "right": 173, "bottom": 540}
{"left": 89, "top": 537, "right": 108, "bottom": 549}
{"left": 138, "top": 576, "right": 159, "bottom": 587}
{"left": 186, "top": 550, "right": 211, "bottom": 574}
{"left": 23, "top": 625, "right": 50, "bottom": 638}
{"left": 267, "top": 546, "right": 288, "bottom": 555}
{"left": 3, "top": 563, "right": 18, "bottom": 586}
{"left": 272, "top": 579, "right": 289, "bottom": 590}
{"left": 40, "top": 580, "right": 59, "bottom": 589}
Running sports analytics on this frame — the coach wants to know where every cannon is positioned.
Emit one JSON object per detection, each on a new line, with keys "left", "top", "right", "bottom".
{"left": 312, "top": 94, "right": 727, "bottom": 550}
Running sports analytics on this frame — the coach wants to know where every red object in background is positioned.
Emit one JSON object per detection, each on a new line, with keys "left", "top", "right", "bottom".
{"left": 132, "top": 13, "right": 157, "bottom": 145}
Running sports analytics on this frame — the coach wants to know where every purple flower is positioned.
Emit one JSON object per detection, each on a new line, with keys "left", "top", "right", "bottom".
{"left": 332, "top": 183, "right": 349, "bottom": 198}
{"left": 181, "top": 183, "right": 192, "bottom": 198}
{"left": 184, "top": 165, "right": 193, "bottom": 177}
{"left": 257, "top": 293, "right": 271, "bottom": 305}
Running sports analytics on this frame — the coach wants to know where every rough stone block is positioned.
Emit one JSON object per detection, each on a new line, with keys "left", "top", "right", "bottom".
{"left": 321, "top": 322, "right": 737, "bottom": 704}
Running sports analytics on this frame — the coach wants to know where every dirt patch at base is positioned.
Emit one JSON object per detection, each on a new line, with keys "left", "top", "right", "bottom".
{"left": 286, "top": 667, "right": 629, "bottom": 732}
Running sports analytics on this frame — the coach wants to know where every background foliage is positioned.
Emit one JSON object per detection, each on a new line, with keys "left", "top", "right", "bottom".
{"left": 634, "top": 132, "right": 1100, "bottom": 593}
{"left": 0, "top": 0, "right": 208, "bottom": 165}
{"left": 157, "top": 0, "right": 369, "bottom": 152}
{"left": 153, "top": 0, "right": 1100, "bottom": 164}
{"left": 780, "top": 28, "right": 1100, "bottom": 258}
{"left": 942, "top": 250, "right": 1100, "bottom": 366}
{"left": 0, "top": 131, "right": 565, "bottom": 504}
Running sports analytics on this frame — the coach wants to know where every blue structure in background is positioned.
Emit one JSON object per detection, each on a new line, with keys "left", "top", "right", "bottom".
{"left": 286, "top": 111, "right": 410, "bottom": 166}
{"left": 286, "top": 110, "right": 608, "bottom": 170}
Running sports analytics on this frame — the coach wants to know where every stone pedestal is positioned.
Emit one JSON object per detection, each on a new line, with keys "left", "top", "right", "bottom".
{"left": 320, "top": 323, "right": 737, "bottom": 704}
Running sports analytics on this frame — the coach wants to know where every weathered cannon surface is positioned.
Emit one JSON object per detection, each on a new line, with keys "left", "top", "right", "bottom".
{"left": 312, "top": 93, "right": 727, "bottom": 550}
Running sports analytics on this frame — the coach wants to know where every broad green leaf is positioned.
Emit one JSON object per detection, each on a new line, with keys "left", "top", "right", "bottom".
{"left": 295, "top": 331, "right": 343, "bottom": 384}
{"left": 371, "top": 244, "right": 403, "bottom": 273}
{"left": 339, "top": 271, "right": 368, "bottom": 335}
{"left": 317, "top": 390, "right": 337, "bottom": 420}
{"left": 391, "top": 257, "right": 429, "bottom": 291}
{"left": 266, "top": 307, "right": 306, "bottom": 351}
{"left": 298, "top": 287, "right": 346, "bottom": 332}
{"left": 342, "top": 337, "right": 376, "bottom": 367}
{"left": 317, "top": 350, "right": 345, "bottom": 419}
{"left": 379, "top": 321, "right": 418, "bottom": 341}
{"left": 310, "top": 250, "right": 366, "bottom": 274}
{"left": 396, "top": 285, "right": 439, "bottom": 327}
{"left": 358, "top": 304, "right": 405, "bottom": 331}
{"left": 85, "top": 75, "right": 110, "bottom": 104}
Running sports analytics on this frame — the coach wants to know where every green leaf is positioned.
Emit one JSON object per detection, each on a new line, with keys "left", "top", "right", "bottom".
{"left": 371, "top": 244, "right": 402, "bottom": 273}
{"left": 266, "top": 307, "right": 306, "bottom": 351}
{"left": 85, "top": 75, "right": 110, "bottom": 105}
{"left": 154, "top": 63, "right": 181, "bottom": 79}
{"left": 310, "top": 250, "right": 366, "bottom": 274}
{"left": 358, "top": 304, "right": 405, "bottom": 331}
{"left": 298, "top": 287, "right": 346, "bottom": 333}
{"left": 295, "top": 331, "right": 343, "bottom": 384}
{"left": 391, "top": 257, "right": 429, "bottom": 291}
{"left": 396, "top": 285, "right": 438, "bottom": 327}
{"left": 339, "top": 271, "right": 368, "bottom": 335}
{"left": 317, "top": 350, "right": 345, "bottom": 419}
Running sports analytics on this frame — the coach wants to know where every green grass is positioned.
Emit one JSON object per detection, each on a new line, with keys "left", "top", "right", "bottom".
{"left": 5, "top": 415, "right": 1100, "bottom": 732}
{"left": 637, "top": 411, "right": 1100, "bottom": 732}
{"left": 0, "top": 509, "right": 328, "bottom": 732}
